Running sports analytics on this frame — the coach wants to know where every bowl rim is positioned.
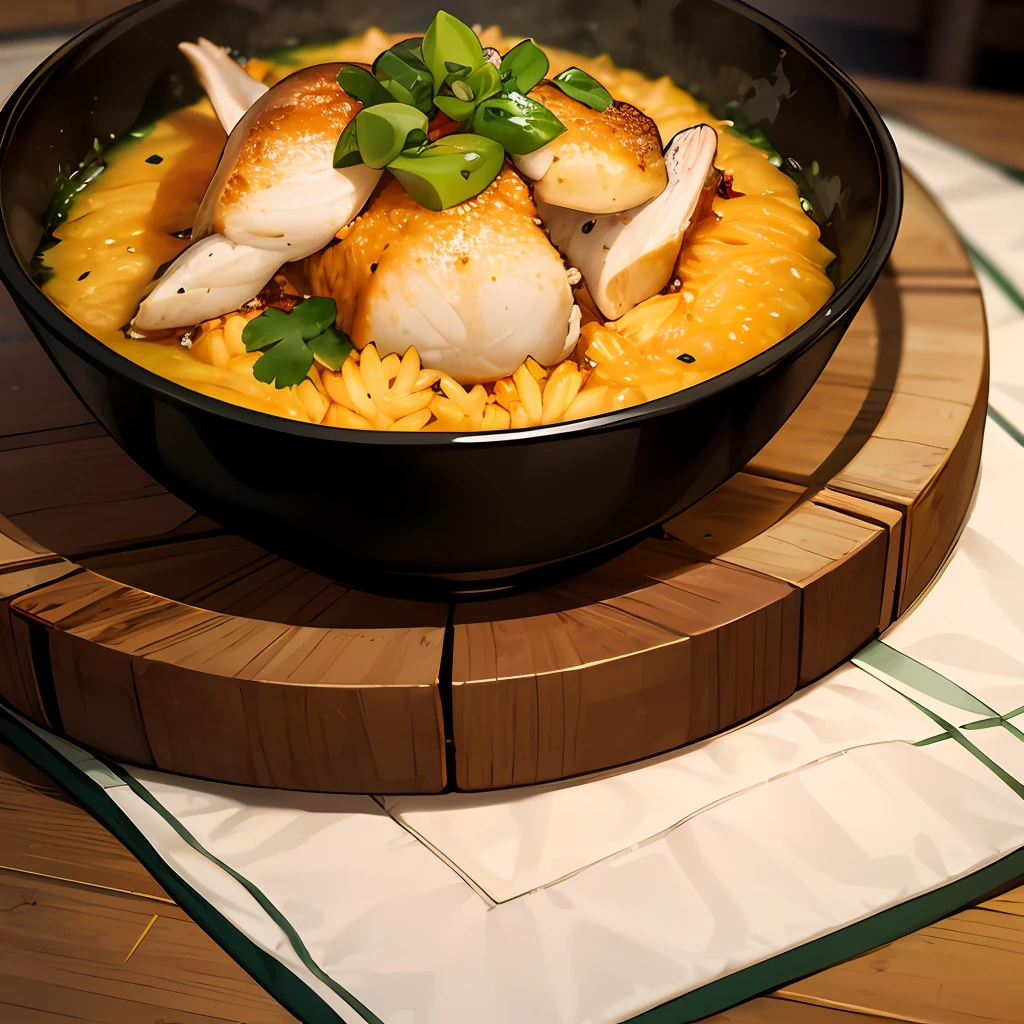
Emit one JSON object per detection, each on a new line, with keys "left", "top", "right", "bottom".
{"left": 0, "top": 0, "right": 903, "bottom": 449}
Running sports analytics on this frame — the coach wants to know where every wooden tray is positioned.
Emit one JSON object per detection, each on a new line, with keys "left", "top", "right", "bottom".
{"left": 0, "top": 173, "right": 988, "bottom": 794}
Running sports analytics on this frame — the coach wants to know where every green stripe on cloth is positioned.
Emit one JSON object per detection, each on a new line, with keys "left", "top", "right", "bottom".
{"left": 966, "top": 242, "right": 1024, "bottom": 316}
{"left": 856, "top": 640, "right": 995, "bottom": 716}
{"left": 0, "top": 702, "right": 360, "bottom": 1024}
{"left": 989, "top": 406, "right": 1024, "bottom": 449}
{"left": 105, "top": 761, "right": 386, "bottom": 1024}
{"left": 855, "top": 641, "right": 1024, "bottom": 794}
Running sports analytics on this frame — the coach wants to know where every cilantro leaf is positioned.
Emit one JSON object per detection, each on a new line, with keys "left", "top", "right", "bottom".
{"left": 307, "top": 326, "right": 354, "bottom": 370}
{"left": 295, "top": 297, "right": 339, "bottom": 338}
{"left": 252, "top": 331, "right": 314, "bottom": 389}
{"left": 241, "top": 297, "right": 352, "bottom": 389}
{"left": 241, "top": 306, "right": 293, "bottom": 352}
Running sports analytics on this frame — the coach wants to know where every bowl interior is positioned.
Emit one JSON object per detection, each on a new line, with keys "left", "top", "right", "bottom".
{"left": 3, "top": 0, "right": 886, "bottom": 295}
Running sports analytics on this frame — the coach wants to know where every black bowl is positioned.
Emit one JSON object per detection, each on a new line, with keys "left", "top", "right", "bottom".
{"left": 0, "top": 0, "right": 901, "bottom": 597}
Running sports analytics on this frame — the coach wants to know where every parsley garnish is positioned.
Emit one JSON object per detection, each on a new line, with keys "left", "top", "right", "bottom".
{"left": 241, "top": 297, "right": 353, "bottom": 389}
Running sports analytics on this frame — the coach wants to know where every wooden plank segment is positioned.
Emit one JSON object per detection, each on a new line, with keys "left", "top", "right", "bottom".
{"left": 669, "top": 485, "right": 891, "bottom": 687}
{"left": 812, "top": 488, "right": 905, "bottom": 630}
{"left": 618, "top": 541, "right": 801, "bottom": 727}
{"left": 9, "top": 571, "right": 448, "bottom": 793}
{"left": 713, "top": 504, "right": 889, "bottom": 685}
{"left": 825, "top": 176, "right": 987, "bottom": 614}
{"left": 452, "top": 564, "right": 692, "bottom": 789}
{"left": 784, "top": 906, "right": 1024, "bottom": 1024}
{"left": 0, "top": 563, "right": 79, "bottom": 725}
{"left": 452, "top": 540, "right": 800, "bottom": 789}
{"left": 663, "top": 473, "right": 807, "bottom": 557}
{"left": 79, "top": 533, "right": 364, "bottom": 627}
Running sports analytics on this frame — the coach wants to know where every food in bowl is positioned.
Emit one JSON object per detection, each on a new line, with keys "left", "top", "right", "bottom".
{"left": 36, "top": 11, "right": 834, "bottom": 434}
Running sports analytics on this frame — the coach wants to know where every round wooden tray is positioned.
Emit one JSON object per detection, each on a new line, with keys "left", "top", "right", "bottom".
{"left": 0, "top": 173, "right": 988, "bottom": 794}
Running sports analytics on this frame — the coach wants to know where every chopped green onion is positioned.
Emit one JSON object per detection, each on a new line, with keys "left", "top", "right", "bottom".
{"left": 422, "top": 10, "right": 485, "bottom": 98}
{"left": 467, "top": 61, "right": 501, "bottom": 102}
{"left": 373, "top": 38, "right": 435, "bottom": 114}
{"left": 355, "top": 102, "right": 429, "bottom": 168}
{"left": 551, "top": 67, "right": 612, "bottom": 112}
{"left": 43, "top": 137, "right": 106, "bottom": 237}
{"left": 333, "top": 118, "right": 362, "bottom": 167}
{"left": 472, "top": 92, "right": 565, "bottom": 154}
{"left": 435, "top": 61, "right": 501, "bottom": 120}
{"left": 387, "top": 133, "right": 504, "bottom": 211}
{"left": 336, "top": 64, "right": 393, "bottom": 107}
{"left": 498, "top": 39, "right": 548, "bottom": 94}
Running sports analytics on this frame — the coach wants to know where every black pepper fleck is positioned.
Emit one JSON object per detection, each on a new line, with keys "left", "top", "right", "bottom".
{"left": 77, "top": 271, "right": 90, "bottom": 281}
{"left": 177, "top": 287, "right": 186, "bottom": 294}
{"left": 677, "top": 353, "right": 696, "bottom": 363}
{"left": 582, "top": 220, "right": 596, "bottom": 234}
{"left": 145, "top": 154, "right": 164, "bottom": 164}
{"left": 370, "top": 263, "right": 378, "bottom": 273}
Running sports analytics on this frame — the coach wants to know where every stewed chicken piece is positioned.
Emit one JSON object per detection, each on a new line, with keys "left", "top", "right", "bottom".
{"left": 540, "top": 124, "right": 721, "bottom": 320}
{"left": 513, "top": 82, "right": 667, "bottom": 214}
{"left": 135, "top": 60, "right": 381, "bottom": 330}
{"left": 306, "top": 168, "right": 580, "bottom": 384}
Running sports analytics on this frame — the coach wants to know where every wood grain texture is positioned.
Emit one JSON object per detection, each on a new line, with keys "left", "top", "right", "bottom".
{"left": 827, "top": 174, "right": 988, "bottom": 614}
{"left": 0, "top": 561, "right": 78, "bottom": 725}
{"left": 783, "top": 905, "right": 1024, "bottom": 1024}
{"left": 0, "top": 432, "right": 217, "bottom": 558}
{"left": 714, "top": 503, "right": 889, "bottom": 686}
{"left": 9, "top": 572, "right": 448, "bottom": 792}
{"left": 0, "top": 746, "right": 168, "bottom": 900}
{"left": 0, "top": 868, "right": 296, "bottom": 1024}
{"left": 709, "top": 997, "right": 884, "bottom": 1023}
{"left": 812, "top": 488, "right": 905, "bottom": 630}
{"left": 861, "top": 75, "right": 1024, "bottom": 172}
{"left": 452, "top": 541, "right": 800, "bottom": 788}
{"left": 665, "top": 476, "right": 892, "bottom": 685}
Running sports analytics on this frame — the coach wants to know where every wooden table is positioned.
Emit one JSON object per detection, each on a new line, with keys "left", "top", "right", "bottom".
{"left": 2, "top": 76, "right": 1024, "bottom": 1024}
